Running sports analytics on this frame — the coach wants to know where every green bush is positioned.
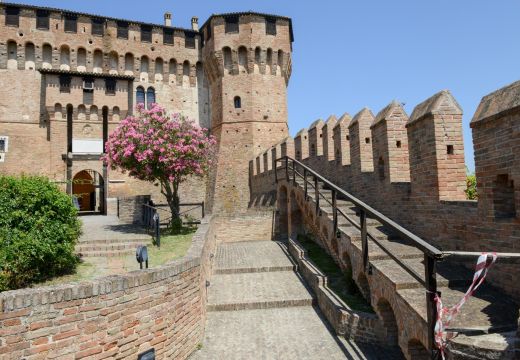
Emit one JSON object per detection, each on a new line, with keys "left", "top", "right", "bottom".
{"left": 0, "top": 176, "right": 81, "bottom": 291}
{"left": 465, "top": 174, "right": 478, "bottom": 200}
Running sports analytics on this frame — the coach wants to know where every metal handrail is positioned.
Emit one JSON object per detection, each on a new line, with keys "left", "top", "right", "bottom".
{"left": 275, "top": 156, "right": 520, "bottom": 359}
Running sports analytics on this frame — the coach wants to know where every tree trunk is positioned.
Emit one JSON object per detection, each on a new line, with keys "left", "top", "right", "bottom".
{"left": 163, "top": 180, "right": 180, "bottom": 221}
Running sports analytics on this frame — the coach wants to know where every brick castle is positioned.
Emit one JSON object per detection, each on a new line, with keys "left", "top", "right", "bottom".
{"left": 0, "top": 2, "right": 292, "bottom": 215}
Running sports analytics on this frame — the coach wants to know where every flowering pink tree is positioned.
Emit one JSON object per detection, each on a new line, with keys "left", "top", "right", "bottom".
{"left": 103, "top": 104, "right": 216, "bottom": 220}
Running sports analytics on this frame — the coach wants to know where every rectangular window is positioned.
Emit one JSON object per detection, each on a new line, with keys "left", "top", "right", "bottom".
{"left": 163, "top": 28, "right": 174, "bottom": 45}
{"left": 141, "top": 25, "right": 152, "bottom": 42}
{"left": 185, "top": 33, "right": 196, "bottom": 49}
{"left": 224, "top": 16, "right": 239, "bottom": 33}
{"left": 64, "top": 14, "right": 77, "bottom": 33}
{"left": 91, "top": 18, "right": 104, "bottom": 36}
{"left": 5, "top": 6, "right": 20, "bottom": 27}
{"left": 82, "top": 77, "right": 94, "bottom": 91}
{"left": 0, "top": 137, "right": 7, "bottom": 152}
{"left": 117, "top": 21, "right": 129, "bottom": 39}
{"left": 59, "top": 75, "right": 71, "bottom": 93}
{"left": 266, "top": 17, "right": 277, "bottom": 35}
{"left": 36, "top": 10, "right": 49, "bottom": 30}
{"left": 105, "top": 79, "right": 116, "bottom": 95}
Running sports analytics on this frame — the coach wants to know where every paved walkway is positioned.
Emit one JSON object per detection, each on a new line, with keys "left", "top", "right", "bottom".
{"left": 191, "top": 241, "right": 403, "bottom": 360}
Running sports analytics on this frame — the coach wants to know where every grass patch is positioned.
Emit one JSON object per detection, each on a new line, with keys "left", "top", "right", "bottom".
{"left": 297, "top": 234, "right": 373, "bottom": 313}
{"left": 36, "top": 226, "right": 196, "bottom": 287}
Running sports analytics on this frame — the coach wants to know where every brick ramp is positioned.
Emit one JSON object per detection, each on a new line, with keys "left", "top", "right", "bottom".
{"left": 75, "top": 215, "right": 152, "bottom": 257}
{"left": 191, "top": 241, "right": 403, "bottom": 360}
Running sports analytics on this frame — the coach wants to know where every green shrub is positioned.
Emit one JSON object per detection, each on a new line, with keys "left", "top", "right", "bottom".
{"left": 0, "top": 176, "right": 81, "bottom": 291}
{"left": 465, "top": 174, "right": 478, "bottom": 200}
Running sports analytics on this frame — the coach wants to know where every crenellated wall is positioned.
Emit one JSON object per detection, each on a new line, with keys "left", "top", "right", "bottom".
{"left": 250, "top": 82, "right": 520, "bottom": 302}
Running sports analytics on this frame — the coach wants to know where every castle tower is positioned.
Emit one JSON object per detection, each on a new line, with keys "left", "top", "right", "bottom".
{"left": 201, "top": 13, "right": 293, "bottom": 214}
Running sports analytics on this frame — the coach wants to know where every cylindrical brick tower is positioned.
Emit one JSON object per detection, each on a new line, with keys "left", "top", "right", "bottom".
{"left": 201, "top": 12, "right": 293, "bottom": 214}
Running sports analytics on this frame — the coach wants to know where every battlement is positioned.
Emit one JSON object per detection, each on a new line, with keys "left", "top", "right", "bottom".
{"left": 250, "top": 80, "right": 520, "bottom": 301}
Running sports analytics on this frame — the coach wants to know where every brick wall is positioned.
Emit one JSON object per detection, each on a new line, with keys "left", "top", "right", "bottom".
{"left": 117, "top": 195, "right": 151, "bottom": 224}
{"left": 250, "top": 82, "right": 520, "bottom": 303}
{"left": 0, "top": 216, "right": 217, "bottom": 360}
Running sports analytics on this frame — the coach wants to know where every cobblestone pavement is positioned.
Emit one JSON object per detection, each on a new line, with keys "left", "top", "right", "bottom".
{"left": 192, "top": 240, "right": 404, "bottom": 360}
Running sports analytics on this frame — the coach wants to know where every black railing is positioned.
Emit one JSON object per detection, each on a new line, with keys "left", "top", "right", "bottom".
{"left": 275, "top": 156, "right": 520, "bottom": 359}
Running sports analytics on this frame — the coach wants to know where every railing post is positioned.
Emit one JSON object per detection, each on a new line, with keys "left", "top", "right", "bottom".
{"left": 154, "top": 211, "right": 160, "bottom": 248}
{"left": 201, "top": 201, "right": 205, "bottom": 218}
{"left": 285, "top": 157, "right": 289, "bottom": 182}
{"left": 314, "top": 175, "right": 319, "bottom": 214}
{"left": 304, "top": 168, "right": 308, "bottom": 199}
{"left": 360, "top": 209, "right": 368, "bottom": 271}
{"left": 332, "top": 189, "right": 337, "bottom": 236}
{"left": 292, "top": 160, "right": 296, "bottom": 185}
{"left": 425, "top": 254, "right": 438, "bottom": 359}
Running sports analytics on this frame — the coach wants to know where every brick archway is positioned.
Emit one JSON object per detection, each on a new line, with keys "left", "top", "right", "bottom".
{"left": 72, "top": 169, "right": 105, "bottom": 214}
{"left": 376, "top": 298, "right": 399, "bottom": 345}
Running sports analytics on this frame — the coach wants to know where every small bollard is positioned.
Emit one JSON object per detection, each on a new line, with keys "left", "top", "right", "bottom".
{"left": 136, "top": 245, "right": 149, "bottom": 269}
{"left": 153, "top": 212, "right": 160, "bottom": 248}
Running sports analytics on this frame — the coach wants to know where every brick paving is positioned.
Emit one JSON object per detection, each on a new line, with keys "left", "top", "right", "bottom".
{"left": 193, "top": 240, "right": 404, "bottom": 360}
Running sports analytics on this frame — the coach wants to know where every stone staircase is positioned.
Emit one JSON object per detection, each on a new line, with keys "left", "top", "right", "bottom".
{"left": 76, "top": 215, "right": 153, "bottom": 257}
{"left": 191, "top": 240, "right": 403, "bottom": 360}
{"left": 292, "top": 176, "right": 519, "bottom": 358}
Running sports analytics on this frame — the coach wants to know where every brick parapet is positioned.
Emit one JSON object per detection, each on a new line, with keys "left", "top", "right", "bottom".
{"left": 251, "top": 81, "right": 520, "bottom": 302}
{"left": 0, "top": 215, "right": 217, "bottom": 359}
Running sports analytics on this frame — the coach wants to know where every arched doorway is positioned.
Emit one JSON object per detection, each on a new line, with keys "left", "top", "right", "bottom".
{"left": 72, "top": 170, "right": 105, "bottom": 214}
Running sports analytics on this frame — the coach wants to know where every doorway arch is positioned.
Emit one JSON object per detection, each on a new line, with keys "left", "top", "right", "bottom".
{"left": 72, "top": 170, "right": 105, "bottom": 213}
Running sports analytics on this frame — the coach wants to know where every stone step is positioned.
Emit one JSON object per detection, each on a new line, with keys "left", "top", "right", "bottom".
{"left": 370, "top": 258, "right": 474, "bottom": 290}
{"left": 207, "top": 271, "right": 314, "bottom": 312}
{"left": 77, "top": 249, "right": 140, "bottom": 258}
{"left": 75, "top": 242, "right": 150, "bottom": 253}
{"left": 350, "top": 238, "right": 424, "bottom": 261}
{"left": 214, "top": 240, "right": 296, "bottom": 274}
{"left": 397, "top": 285, "right": 519, "bottom": 333}
{"left": 76, "top": 236, "right": 151, "bottom": 245}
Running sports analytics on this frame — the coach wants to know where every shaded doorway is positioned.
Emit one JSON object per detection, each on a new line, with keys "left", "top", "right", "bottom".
{"left": 72, "top": 170, "right": 105, "bottom": 214}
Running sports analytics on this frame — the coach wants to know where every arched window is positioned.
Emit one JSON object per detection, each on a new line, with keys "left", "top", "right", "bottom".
{"left": 108, "top": 51, "right": 118, "bottom": 74}
{"left": 7, "top": 41, "right": 17, "bottom": 69}
{"left": 234, "top": 96, "right": 241, "bottom": 109}
{"left": 24, "top": 42, "right": 35, "bottom": 70}
{"left": 238, "top": 46, "right": 247, "bottom": 73}
{"left": 266, "top": 48, "right": 273, "bottom": 74}
{"left": 136, "top": 86, "right": 145, "bottom": 106}
{"left": 60, "top": 45, "right": 70, "bottom": 70}
{"left": 254, "top": 47, "right": 261, "bottom": 73}
{"left": 146, "top": 87, "right": 156, "bottom": 109}
{"left": 155, "top": 57, "right": 164, "bottom": 81}
{"left": 42, "top": 43, "right": 52, "bottom": 69}
{"left": 124, "top": 53, "right": 134, "bottom": 75}
{"left": 183, "top": 60, "right": 190, "bottom": 86}
{"left": 277, "top": 50, "right": 284, "bottom": 75}
{"left": 223, "top": 47, "right": 232, "bottom": 74}
{"left": 89, "top": 105, "right": 98, "bottom": 121}
{"left": 140, "top": 56, "right": 149, "bottom": 74}
{"left": 93, "top": 49, "right": 103, "bottom": 73}
{"left": 77, "top": 48, "right": 87, "bottom": 71}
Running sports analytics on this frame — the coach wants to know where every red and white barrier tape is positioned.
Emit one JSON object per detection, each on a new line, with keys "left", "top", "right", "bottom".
{"left": 433, "top": 252, "right": 497, "bottom": 359}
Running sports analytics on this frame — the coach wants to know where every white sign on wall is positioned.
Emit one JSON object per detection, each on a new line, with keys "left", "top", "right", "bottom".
{"left": 72, "top": 139, "right": 103, "bottom": 154}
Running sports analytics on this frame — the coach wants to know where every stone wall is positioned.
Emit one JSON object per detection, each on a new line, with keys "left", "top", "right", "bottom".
{"left": 0, "top": 216, "right": 217, "bottom": 360}
{"left": 212, "top": 211, "right": 275, "bottom": 243}
{"left": 251, "top": 81, "right": 520, "bottom": 303}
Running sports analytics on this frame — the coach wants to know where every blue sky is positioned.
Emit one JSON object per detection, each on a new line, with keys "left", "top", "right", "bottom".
{"left": 19, "top": 0, "right": 520, "bottom": 171}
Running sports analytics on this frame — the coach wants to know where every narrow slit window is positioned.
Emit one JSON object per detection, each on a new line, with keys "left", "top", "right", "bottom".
{"left": 365, "top": 137, "right": 370, "bottom": 144}
{"left": 396, "top": 140, "right": 401, "bottom": 148}
{"left": 447, "top": 145, "right": 454, "bottom": 155}
{"left": 234, "top": 96, "right": 241, "bottom": 109}
{"left": 36, "top": 10, "right": 50, "bottom": 30}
